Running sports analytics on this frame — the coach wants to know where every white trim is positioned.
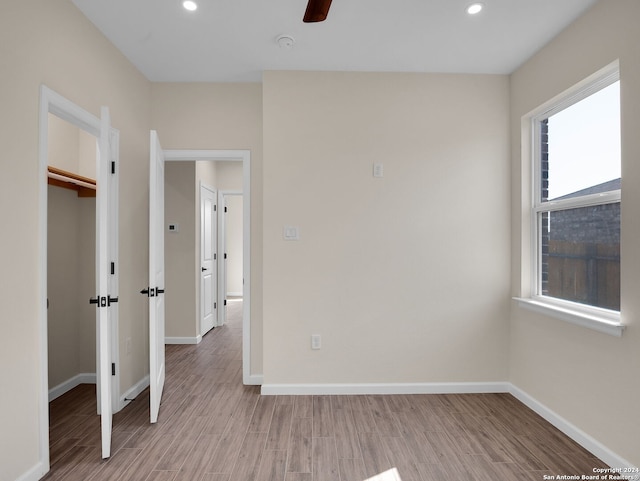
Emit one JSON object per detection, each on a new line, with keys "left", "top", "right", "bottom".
{"left": 118, "top": 375, "right": 151, "bottom": 411}
{"left": 529, "top": 60, "right": 620, "bottom": 121}
{"left": 164, "top": 149, "right": 246, "bottom": 161}
{"left": 261, "top": 382, "right": 510, "bottom": 396}
{"left": 165, "top": 335, "right": 202, "bottom": 344}
{"left": 514, "top": 297, "right": 624, "bottom": 337}
{"left": 48, "top": 373, "right": 96, "bottom": 402}
{"left": 227, "top": 292, "right": 243, "bottom": 297}
{"left": 162, "top": 149, "right": 256, "bottom": 385}
{"left": 523, "top": 61, "right": 622, "bottom": 329}
{"left": 535, "top": 190, "right": 621, "bottom": 213}
{"left": 245, "top": 374, "right": 264, "bottom": 386}
{"left": 15, "top": 462, "right": 47, "bottom": 481}
{"left": 509, "top": 385, "right": 637, "bottom": 472}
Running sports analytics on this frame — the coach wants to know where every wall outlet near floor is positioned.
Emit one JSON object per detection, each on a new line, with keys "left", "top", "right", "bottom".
{"left": 311, "top": 334, "right": 321, "bottom": 350}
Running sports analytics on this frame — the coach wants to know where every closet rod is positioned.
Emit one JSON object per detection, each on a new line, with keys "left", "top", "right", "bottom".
{"left": 48, "top": 166, "right": 96, "bottom": 190}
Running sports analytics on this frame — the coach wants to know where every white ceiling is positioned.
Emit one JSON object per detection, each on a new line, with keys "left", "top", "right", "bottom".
{"left": 71, "top": 0, "right": 597, "bottom": 83}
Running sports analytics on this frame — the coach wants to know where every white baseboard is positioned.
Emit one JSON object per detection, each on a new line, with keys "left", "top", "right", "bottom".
{"left": 259, "top": 381, "right": 636, "bottom": 471}
{"left": 509, "top": 385, "right": 637, "bottom": 472}
{"left": 260, "top": 382, "right": 510, "bottom": 396}
{"left": 244, "top": 373, "right": 264, "bottom": 386}
{"left": 117, "top": 375, "right": 150, "bottom": 411}
{"left": 48, "top": 373, "right": 96, "bottom": 402}
{"left": 227, "top": 292, "right": 243, "bottom": 298}
{"left": 165, "top": 335, "right": 202, "bottom": 345}
{"left": 15, "top": 461, "right": 47, "bottom": 481}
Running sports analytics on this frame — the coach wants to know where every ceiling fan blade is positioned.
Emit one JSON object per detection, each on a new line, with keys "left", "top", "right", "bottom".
{"left": 303, "top": 0, "right": 333, "bottom": 22}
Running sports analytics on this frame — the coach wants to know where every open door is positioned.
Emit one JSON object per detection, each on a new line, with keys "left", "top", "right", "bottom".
{"left": 93, "top": 106, "right": 118, "bottom": 458}
{"left": 200, "top": 184, "right": 217, "bottom": 335}
{"left": 148, "top": 131, "right": 166, "bottom": 423}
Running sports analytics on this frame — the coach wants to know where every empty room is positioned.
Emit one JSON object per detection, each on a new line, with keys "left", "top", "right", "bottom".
{"left": 1, "top": 1, "right": 639, "bottom": 480}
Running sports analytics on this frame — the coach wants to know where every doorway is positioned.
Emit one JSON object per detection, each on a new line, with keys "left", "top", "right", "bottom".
{"left": 47, "top": 114, "right": 98, "bottom": 405}
{"left": 219, "top": 191, "right": 243, "bottom": 328}
{"left": 162, "top": 149, "right": 256, "bottom": 385}
{"left": 38, "top": 86, "right": 120, "bottom": 474}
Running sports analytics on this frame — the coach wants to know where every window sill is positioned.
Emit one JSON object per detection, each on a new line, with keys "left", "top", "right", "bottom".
{"left": 513, "top": 297, "right": 625, "bottom": 337}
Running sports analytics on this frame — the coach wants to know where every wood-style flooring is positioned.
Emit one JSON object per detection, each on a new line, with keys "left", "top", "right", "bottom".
{"left": 44, "top": 299, "right": 607, "bottom": 481}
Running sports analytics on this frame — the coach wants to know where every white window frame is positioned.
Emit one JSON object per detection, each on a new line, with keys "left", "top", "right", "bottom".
{"left": 515, "top": 61, "right": 624, "bottom": 337}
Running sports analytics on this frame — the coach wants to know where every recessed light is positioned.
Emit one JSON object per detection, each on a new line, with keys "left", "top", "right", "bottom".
{"left": 183, "top": 1, "right": 198, "bottom": 11}
{"left": 466, "top": 3, "right": 484, "bottom": 15}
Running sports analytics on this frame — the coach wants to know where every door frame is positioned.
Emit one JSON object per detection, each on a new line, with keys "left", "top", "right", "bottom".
{"left": 37, "top": 86, "right": 120, "bottom": 473}
{"left": 218, "top": 190, "right": 243, "bottom": 328}
{"left": 163, "top": 149, "right": 258, "bottom": 385}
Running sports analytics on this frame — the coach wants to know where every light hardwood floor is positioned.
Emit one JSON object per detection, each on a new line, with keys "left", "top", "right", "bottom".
{"left": 44, "top": 299, "right": 607, "bottom": 481}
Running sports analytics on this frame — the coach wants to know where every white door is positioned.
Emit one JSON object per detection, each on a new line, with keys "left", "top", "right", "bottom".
{"left": 200, "top": 185, "right": 217, "bottom": 335}
{"left": 149, "top": 131, "right": 166, "bottom": 423}
{"left": 95, "top": 106, "right": 118, "bottom": 459}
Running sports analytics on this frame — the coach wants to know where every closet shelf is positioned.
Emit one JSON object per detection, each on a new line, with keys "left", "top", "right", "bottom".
{"left": 48, "top": 166, "right": 96, "bottom": 197}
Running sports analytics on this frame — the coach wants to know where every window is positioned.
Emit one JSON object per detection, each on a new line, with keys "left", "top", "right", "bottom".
{"left": 523, "top": 64, "right": 622, "bottom": 334}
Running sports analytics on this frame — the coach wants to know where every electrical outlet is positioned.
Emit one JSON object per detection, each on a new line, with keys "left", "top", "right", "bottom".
{"left": 311, "top": 334, "right": 321, "bottom": 350}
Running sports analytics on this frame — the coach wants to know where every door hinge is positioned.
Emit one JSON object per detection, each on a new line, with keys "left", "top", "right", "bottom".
{"left": 224, "top": 299, "right": 227, "bottom": 306}
{"left": 112, "top": 363, "right": 116, "bottom": 376}
{"left": 111, "top": 262, "right": 115, "bottom": 275}
{"left": 214, "top": 253, "right": 217, "bottom": 260}
{"left": 224, "top": 206, "right": 228, "bottom": 213}
{"left": 214, "top": 205, "right": 217, "bottom": 212}
{"left": 224, "top": 253, "right": 227, "bottom": 259}
{"left": 111, "top": 161, "right": 116, "bottom": 174}
{"left": 214, "top": 302, "right": 217, "bottom": 309}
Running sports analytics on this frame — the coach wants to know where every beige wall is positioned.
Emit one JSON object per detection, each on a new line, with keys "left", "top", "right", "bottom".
{"left": 48, "top": 113, "right": 80, "bottom": 173}
{"left": 165, "top": 162, "right": 197, "bottom": 338}
{"left": 48, "top": 113, "right": 97, "bottom": 179}
{"left": 47, "top": 186, "right": 96, "bottom": 387}
{"left": 0, "top": 1, "right": 150, "bottom": 478}
{"left": 151, "top": 83, "right": 263, "bottom": 374}
{"left": 262, "top": 71, "right": 511, "bottom": 385}
{"left": 196, "top": 159, "right": 218, "bottom": 189}
{"left": 509, "top": 0, "right": 640, "bottom": 466}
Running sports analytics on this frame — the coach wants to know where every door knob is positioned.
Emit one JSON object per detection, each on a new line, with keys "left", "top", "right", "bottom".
{"left": 202, "top": 267, "right": 208, "bottom": 271}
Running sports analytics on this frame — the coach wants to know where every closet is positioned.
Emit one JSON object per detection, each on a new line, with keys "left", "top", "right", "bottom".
{"left": 47, "top": 113, "right": 97, "bottom": 402}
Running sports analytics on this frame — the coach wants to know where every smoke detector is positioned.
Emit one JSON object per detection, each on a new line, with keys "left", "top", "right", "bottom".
{"left": 277, "top": 35, "right": 295, "bottom": 49}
